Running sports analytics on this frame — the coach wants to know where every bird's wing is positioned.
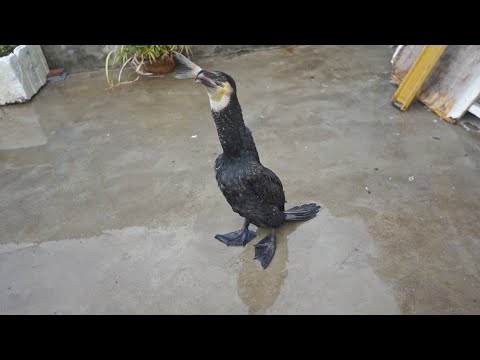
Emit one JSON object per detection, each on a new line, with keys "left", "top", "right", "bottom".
{"left": 246, "top": 163, "right": 286, "bottom": 209}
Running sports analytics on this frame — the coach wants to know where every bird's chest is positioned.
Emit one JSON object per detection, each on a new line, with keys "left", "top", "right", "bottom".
{"left": 215, "top": 158, "right": 249, "bottom": 201}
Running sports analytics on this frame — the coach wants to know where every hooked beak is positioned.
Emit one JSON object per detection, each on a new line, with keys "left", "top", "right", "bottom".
{"left": 195, "top": 70, "right": 217, "bottom": 88}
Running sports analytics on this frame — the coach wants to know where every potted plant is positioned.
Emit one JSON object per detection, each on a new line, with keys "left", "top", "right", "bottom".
{"left": 105, "top": 45, "right": 192, "bottom": 87}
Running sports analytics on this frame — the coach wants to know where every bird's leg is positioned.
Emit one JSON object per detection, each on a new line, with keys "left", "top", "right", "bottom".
{"left": 253, "top": 228, "right": 277, "bottom": 269}
{"left": 215, "top": 218, "right": 257, "bottom": 246}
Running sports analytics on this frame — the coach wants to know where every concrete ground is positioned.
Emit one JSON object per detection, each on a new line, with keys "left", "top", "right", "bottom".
{"left": 1, "top": 45, "right": 480, "bottom": 314}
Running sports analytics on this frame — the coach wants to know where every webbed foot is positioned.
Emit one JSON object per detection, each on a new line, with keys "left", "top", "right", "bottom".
{"left": 253, "top": 230, "right": 276, "bottom": 269}
{"left": 215, "top": 228, "right": 257, "bottom": 246}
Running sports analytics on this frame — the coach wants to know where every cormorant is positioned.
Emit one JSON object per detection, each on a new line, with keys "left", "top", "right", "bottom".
{"left": 194, "top": 69, "right": 321, "bottom": 269}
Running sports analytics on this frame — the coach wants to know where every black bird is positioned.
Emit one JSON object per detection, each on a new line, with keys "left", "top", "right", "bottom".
{"left": 196, "top": 69, "right": 320, "bottom": 269}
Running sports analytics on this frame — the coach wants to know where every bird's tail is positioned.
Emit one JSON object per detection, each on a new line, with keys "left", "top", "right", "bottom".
{"left": 284, "top": 203, "right": 321, "bottom": 222}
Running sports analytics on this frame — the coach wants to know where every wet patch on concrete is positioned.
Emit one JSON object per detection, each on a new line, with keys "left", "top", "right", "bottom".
{"left": 0, "top": 208, "right": 399, "bottom": 314}
{"left": 0, "top": 107, "right": 47, "bottom": 150}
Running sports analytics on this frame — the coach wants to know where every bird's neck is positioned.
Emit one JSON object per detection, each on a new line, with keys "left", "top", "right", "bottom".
{"left": 211, "top": 94, "right": 258, "bottom": 160}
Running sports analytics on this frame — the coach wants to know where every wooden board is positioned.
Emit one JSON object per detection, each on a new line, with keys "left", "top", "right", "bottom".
{"left": 391, "top": 45, "right": 447, "bottom": 111}
{"left": 391, "top": 45, "right": 480, "bottom": 123}
{"left": 469, "top": 102, "right": 480, "bottom": 118}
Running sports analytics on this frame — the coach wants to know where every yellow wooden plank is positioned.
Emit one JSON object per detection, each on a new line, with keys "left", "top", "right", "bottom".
{"left": 391, "top": 45, "right": 448, "bottom": 111}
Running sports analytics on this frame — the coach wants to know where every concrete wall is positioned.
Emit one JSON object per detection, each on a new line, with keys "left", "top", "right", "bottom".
{"left": 41, "top": 45, "right": 278, "bottom": 74}
{"left": 41, "top": 45, "right": 110, "bottom": 74}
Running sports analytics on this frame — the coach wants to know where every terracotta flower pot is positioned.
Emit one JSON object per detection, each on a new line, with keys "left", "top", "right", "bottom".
{"left": 143, "top": 56, "right": 176, "bottom": 74}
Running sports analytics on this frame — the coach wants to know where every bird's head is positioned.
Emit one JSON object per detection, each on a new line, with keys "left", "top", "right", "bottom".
{"left": 195, "top": 70, "right": 237, "bottom": 112}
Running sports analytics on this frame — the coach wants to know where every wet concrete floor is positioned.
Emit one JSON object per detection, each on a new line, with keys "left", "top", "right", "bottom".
{"left": 1, "top": 45, "right": 479, "bottom": 314}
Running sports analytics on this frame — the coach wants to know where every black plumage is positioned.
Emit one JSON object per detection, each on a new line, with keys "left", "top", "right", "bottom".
{"left": 196, "top": 69, "right": 320, "bottom": 269}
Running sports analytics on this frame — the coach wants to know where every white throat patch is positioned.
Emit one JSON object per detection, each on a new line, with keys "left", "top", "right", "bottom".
{"left": 206, "top": 82, "right": 234, "bottom": 112}
{"left": 208, "top": 92, "right": 231, "bottom": 112}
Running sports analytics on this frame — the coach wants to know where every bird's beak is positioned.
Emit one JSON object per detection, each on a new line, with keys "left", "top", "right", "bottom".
{"left": 195, "top": 70, "right": 217, "bottom": 88}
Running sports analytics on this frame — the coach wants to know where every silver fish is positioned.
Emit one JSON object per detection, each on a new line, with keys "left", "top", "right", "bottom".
{"left": 172, "top": 51, "right": 203, "bottom": 79}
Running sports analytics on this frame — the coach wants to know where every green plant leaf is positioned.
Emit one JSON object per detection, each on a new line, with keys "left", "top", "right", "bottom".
{"left": 104, "top": 45, "right": 192, "bottom": 85}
